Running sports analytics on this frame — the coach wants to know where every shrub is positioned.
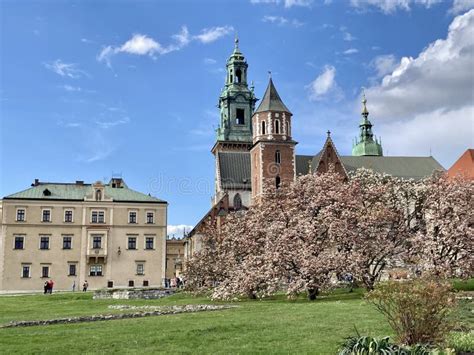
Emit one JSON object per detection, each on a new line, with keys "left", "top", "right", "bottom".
{"left": 366, "top": 280, "right": 456, "bottom": 346}
{"left": 338, "top": 335, "right": 432, "bottom": 354}
{"left": 446, "top": 331, "right": 474, "bottom": 353}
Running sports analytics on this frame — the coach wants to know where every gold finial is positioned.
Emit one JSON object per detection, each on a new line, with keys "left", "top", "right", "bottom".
{"left": 361, "top": 87, "right": 369, "bottom": 116}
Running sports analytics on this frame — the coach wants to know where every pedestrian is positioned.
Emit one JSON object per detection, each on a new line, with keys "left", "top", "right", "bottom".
{"left": 48, "top": 280, "right": 54, "bottom": 294}
{"left": 170, "top": 277, "right": 176, "bottom": 288}
{"left": 83, "top": 280, "right": 88, "bottom": 292}
{"left": 72, "top": 281, "right": 76, "bottom": 292}
{"left": 44, "top": 281, "right": 49, "bottom": 294}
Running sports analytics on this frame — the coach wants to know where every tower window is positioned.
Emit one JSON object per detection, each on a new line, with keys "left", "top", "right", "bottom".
{"left": 261, "top": 121, "right": 266, "bottom": 135}
{"left": 236, "top": 109, "right": 245, "bottom": 125}
{"left": 275, "top": 150, "right": 281, "bottom": 164}
{"left": 236, "top": 69, "right": 242, "bottom": 83}
{"left": 276, "top": 176, "right": 281, "bottom": 189}
{"left": 275, "top": 119, "right": 280, "bottom": 134}
{"left": 286, "top": 121, "right": 290, "bottom": 136}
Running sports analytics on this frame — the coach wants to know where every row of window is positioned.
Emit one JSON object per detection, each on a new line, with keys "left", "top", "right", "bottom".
{"left": 21, "top": 263, "right": 146, "bottom": 278}
{"left": 13, "top": 235, "right": 155, "bottom": 251}
{"left": 259, "top": 119, "right": 290, "bottom": 135}
{"left": 21, "top": 264, "right": 77, "bottom": 278}
{"left": 15, "top": 209, "right": 155, "bottom": 224}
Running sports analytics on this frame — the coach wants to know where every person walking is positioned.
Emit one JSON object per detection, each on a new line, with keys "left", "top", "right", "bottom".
{"left": 44, "top": 281, "right": 49, "bottom": 294}
{"left": 82, "top": 280, "right": 88, "bottom": 292}
{"left": 72, "top": 281, "right": 76, "bottom": 292}
{"left": 48, "top": 280, "right": 54, "bottom": 294}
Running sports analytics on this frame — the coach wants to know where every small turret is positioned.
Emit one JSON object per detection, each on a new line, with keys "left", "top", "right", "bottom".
{"left": 352, "top": 90, "right": 383, "bottom": 157}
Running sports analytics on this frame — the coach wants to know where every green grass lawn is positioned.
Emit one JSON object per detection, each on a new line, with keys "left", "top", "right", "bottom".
{"left": 0, "top": 286, "right": 471, "bottom": 354}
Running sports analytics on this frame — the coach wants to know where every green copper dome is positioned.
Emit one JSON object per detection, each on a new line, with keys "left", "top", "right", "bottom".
{"left": 352, "top": 92, "right": 383, "bottom": 157}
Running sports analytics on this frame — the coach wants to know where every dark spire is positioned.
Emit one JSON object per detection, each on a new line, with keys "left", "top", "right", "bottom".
{"left": 254, "top": 78, "right": 291, "bottom": 114}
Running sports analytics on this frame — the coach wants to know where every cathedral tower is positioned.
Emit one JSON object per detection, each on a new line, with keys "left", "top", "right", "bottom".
{"left": 212, "top": 37, "right": 258, "bottom": 154}
{"left": 250, "top": 78, "right": 296, "bottom": 199}
{"left": 352, "top": 92, "right": 383, "bottom": 156}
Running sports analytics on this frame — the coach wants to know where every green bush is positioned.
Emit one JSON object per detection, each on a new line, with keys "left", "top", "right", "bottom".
{"left": 338, "top": 335, "right": 432, "bottom": 354}
{"left": 446, "top": 331, "right": 474, "bottom": 353}
{"left": 366, "top": 280, "right": 456, "bottom": 346}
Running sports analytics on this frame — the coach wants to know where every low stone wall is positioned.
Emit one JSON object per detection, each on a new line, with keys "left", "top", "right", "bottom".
{"left": 93, "top": 287, "right": 174, "bottom": 300}
{"left": 2, "top": 304, "right": 235, "bottom": 328}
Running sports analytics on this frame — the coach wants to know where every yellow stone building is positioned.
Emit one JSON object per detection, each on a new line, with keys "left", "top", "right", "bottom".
{"left": 0, "top": 178, "right": 167, "bottom": 292}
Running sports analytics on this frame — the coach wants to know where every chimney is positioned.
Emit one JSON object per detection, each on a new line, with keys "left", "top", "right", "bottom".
{"left": 33, "top": 179, "right": 40, "bottom": 186}
{"left": 76, "top": 180, "right": 84, "bottom": 185}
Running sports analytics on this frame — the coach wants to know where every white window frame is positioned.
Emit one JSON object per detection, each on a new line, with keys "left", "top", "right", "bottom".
{"left": 41, "top": 208, "right": 52, "bottom": 223}
{"left": 136, "top": 263, "right": 145, "bottom": 276}
{"left": 90, "top": 264, "right": 103, "bottom": 276}
{"left": 68, "top": 263, "right": 77, "bottom": 276}
{"left": 144, "top": 236, "right": 155, "bottom": 250}
{"left": 62, "top": 235, "right": 73, "bottom": 250}
{"left": 64, "top": 209, "right": 74, "bottom": 223}
{"left": 145, "top": 211, "right": 155, "bottom": 224}
{"left": 41, "top": 264, "right": 50, "bottom": 278}
{"left": 128, "top": 210, "right": 138, "bottom": 224}
{"left": 39, "top": 235, "right": 50, "bottom": 250}
{"left": 91, "top": 210, "right": 105, "bottom": 224}
{"left": 21, "top": 264, "right": 31, "bottom": 278}
{"left": 16, "top": 208, "right": 26, "bottom": 222}
{"left": 13, "top": 235, "right": 25, "bottom": 250}
{"left": 127, "top": 235, "right": 138, "bottom": 250}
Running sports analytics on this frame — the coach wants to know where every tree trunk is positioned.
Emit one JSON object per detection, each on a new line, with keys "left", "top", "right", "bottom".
{"left": 307, "top": 287, "right": 319, "bottom": 300}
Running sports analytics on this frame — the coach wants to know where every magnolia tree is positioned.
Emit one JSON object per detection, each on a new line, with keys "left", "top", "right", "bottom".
{"left": 336, "top": 169, "right": 414, "bottom": 290}
{"left": 413, "top": 173, "right": 474, "bottom": 278}
{"left": 185, "top": 167, "right": 473, "bottom": 300}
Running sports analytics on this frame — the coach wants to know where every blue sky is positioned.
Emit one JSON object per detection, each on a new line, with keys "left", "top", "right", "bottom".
{"left": 1, "top": 0, "right": 473, "bottom": 236}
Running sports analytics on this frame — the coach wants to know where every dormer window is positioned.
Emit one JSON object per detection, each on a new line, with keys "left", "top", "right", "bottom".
{"left": 95, "top": 189, "right": 102, "bottom": 201}
{"left": 43, "top": 189, "right": 51, "bottom": 196}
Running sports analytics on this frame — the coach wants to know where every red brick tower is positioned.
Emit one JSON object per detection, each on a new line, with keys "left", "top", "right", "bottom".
{"left": 250, "top": 78, "right": 297, "bottom": 200}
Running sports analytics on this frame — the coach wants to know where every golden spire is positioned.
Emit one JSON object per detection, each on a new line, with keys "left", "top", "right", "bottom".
{"left": 361, "top": 88, "right": 369, "bottom": 117}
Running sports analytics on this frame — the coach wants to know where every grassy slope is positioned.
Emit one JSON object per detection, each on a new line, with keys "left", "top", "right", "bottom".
{"left": 0, "top": 284, "right": 471, "bottom": 355}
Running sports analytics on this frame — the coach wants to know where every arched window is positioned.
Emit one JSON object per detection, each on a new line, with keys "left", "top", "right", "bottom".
{"left": 286, "top": 121, "right": 290, "bottom": 136}
{"left": 275, "top": 176, "right": 281, "bottom": 189}
{"left": 233, "top": 193, "right": 242, "bottom": 210}
{"left": 236, "top": 69, "right": 242, "bottom": 83}
{"left": 275, "top": 150, "right": 281, "bottom": 164}
{"left": 275, "top": 119, "right": 280, "bottom": 134}
{"left": 95, "top": 189, "right": 102, "bottom": 201}
{"left": 261, "top": 121, "right": 266, "bottom": 135}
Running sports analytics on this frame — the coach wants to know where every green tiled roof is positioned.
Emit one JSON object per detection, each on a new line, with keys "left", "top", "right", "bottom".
{"left": 4, "top": 181, "right": 166, "bottom": 203}
{"left": 340, "top": 156, "right": 445, "bottom": 180}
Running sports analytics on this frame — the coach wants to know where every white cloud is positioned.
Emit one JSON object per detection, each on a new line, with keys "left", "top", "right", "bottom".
{"left": 61, "top": 84, "right": 82, "bottom": 92}
{"left": 194, "top": 26, "right": 234, "bottom": 44}
{"left": 44, "top": 59, "right": 88, "bottom": 79}
{"left": 120, "top": 34, "right": 161, "bottom": 55}
{"left": 98, "top": 25, "right": 232, "bottom": 67}
{"left": 350, "top": 0, "right": 442, "bottom": 13}
{"left": 450, "top": 0, "right": 474, "bottom": 14}
{"left": 167, "top": 224, "right": 194, "bottom": 238}
{"left": 306, "top": 65, "right": 343, "bottom": 101}
{"left": 95, "top": 116, "right": 130, "bottom": 129}
{"left": 250, "top": 0, "right": 313, "bottom": 7}
{"left": 203, "top": 58, "right": 217, "bottom": 65}
{"left": 343, "top": 48, "right": 359, "bottom": 55}
{"left": 262, "top": 15, "right": 304, "bottom": 27}
{"left": 370, "top": 54, "right": 398, "bottom": 77}
{"left": 362, "top": 9, "right": 474, "bottom": 167}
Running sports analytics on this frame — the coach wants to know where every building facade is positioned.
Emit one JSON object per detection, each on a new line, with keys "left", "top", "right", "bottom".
{"left": 165, "top": 237, "right": 185, "bottom": 279}
{"left": 0, "top": 178, "right": 167, "bottom": 292}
